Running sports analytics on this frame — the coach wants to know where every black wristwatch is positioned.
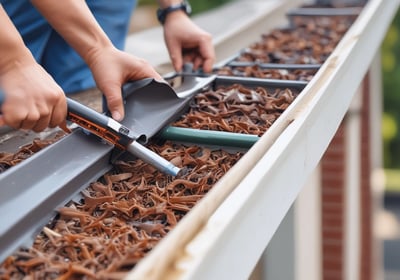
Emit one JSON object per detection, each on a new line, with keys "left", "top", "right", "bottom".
{"left": 157, "top": 1, "right": 192, "bottom": 25}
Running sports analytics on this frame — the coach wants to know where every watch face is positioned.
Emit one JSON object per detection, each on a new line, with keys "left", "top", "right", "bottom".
{"left": 184, "top": 1, "right": 192, "bottom": 14}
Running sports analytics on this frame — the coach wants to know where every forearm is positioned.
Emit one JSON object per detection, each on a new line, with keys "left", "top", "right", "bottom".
{"left": 30, "top": 0, "right": 113, "bottom": 66}
{"left": 0, "top": 6, "right": 34, "bottom": 76}
{"left": 0, "top": 6, "right": 67, "bottom": 132}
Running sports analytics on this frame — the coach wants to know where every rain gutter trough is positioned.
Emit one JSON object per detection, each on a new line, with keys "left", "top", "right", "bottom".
{"left": 0, "top": 0, "right": 396, "bottom": 278}
{"left": 127, "top": 0, "right": 399, "bottom": 279}
{"left": 0, "top": 0, "right": 306, "bottom": 262}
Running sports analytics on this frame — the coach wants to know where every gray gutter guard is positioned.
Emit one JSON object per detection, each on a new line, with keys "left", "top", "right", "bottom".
{"left": 0, "top": 75, "right": 306, "bottom": 263}
{"left": 0, "top": 129, "right": 113, "bottom": 262}
{"left": 0, "top": 76, "right": 216, "bottom": 263}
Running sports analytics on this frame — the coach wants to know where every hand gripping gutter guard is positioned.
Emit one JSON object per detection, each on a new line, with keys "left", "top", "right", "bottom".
{"left": 0, "top": 85, "right": 181, "bottom": 176}
{"left": 66, "top": 97, "right": 181, "bottom": 176}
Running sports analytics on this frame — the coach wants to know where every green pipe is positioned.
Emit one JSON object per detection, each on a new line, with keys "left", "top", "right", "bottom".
{"left": 159, "top": 126, "right": 259, "bottom": 149}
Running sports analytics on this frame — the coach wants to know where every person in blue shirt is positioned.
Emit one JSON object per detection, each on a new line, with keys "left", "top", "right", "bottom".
{"left": 0, "top": 0, "right": 215, "bottom": 132}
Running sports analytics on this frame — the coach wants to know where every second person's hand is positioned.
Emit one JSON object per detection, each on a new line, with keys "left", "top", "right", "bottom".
{"left": 162, "top": 11, "right": 215, "bottom": 73}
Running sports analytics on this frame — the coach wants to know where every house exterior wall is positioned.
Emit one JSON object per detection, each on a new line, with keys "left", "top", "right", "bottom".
{"left": 321, "top": 121, "right": 347, "bottom": 280}
{"left": 320, "top": 60, "right": 382, "bottom": 280}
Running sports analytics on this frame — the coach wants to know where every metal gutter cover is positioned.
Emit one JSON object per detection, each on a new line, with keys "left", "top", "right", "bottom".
{"left": 0, "top": 129, "right": 113, "bottom": 262}
{"left": 121, "top": 79, "right": 201, "bottom": 143}
{"left": 0, "top": 74, "right": 220, "bottom": 263}
{"left": 0, "top": 75, "right": 217, "bottom": 263}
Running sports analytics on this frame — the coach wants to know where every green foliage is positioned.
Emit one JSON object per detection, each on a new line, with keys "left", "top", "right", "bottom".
{"left": 382, "top": 9, "right": 400, "bottom": 168}
{"left": 382, "top": 113, "right": 398, "bottom": 167}
{"left": 385, "top": 169, "right": 400, "bottom": 192}
{"left": 138, "top": 0, "right": 156, "bottom": 6}
{"left": 138, "top": 0, "right": 233, "bottom": 14}
{"left": 187, "top": 0, "right": 234, "bottom": 14}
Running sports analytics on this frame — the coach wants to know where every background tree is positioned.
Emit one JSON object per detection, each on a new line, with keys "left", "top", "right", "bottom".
{"left": 382, "top": 9, "right": 400, "bottom": 168}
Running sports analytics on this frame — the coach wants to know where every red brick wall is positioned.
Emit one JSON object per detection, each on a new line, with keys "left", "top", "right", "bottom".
{"left": 320, "top": 74, "right": 373, "bottom": 280}
{"left": 321, "top": 123, "right": 346, "bottom": 280}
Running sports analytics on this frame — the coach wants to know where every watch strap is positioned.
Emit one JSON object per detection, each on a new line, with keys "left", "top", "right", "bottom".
{"left": 157, "top": 1, "right": 191, "bottom": 24}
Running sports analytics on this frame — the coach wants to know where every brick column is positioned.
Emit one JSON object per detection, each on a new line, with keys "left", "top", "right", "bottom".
{"left": 320, "top": 73, "right": 374, "bottom": 280}
{"left": 321, "top": 123, "right": 346, "bottom": 280}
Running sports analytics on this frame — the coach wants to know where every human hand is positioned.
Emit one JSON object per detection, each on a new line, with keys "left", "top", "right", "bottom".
{"left": 0, "top": 59, "right": 67, "bottom": 132}
{"left": 86, "top": 46, "right": 164, "bottom": 121}
{"left": 28, "top": 0, "right": 164, "bottom": 123}
{"left": 163, "top": 12, "right": 215, "bottom": 73}
{"left": 0, "top": 6, "right": 67, "bottom": 132}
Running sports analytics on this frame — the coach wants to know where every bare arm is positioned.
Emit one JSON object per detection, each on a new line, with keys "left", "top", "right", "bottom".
{"left": 157, "top": 0, "right": 215, "bottom": 72}
{"left": 0, "top": 5, "right": 66, "bottom": 131}
{"left": 30, "top": 0, "right": 163, "bottom": 121}
{"left": 30, "top": 0, "right": 112, "bottom": 66}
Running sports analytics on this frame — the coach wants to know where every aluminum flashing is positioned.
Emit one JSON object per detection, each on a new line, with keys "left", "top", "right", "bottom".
{"left": 166, "top": 74, "right": 307, "bottom": 96}
{"left": 0, "top": 129, "right": 114, "bottom": 262}
{"left": 213, "top": 76, "right": 307, "bottom": 91}
{"left": 214, "top": 52, "right": 322, "bottom": 70}
{"left": 227, "top": 61, "right": 322, "bottom": 70}
{"left": 287, "top": 7, "right": 363, "bottom": 17}
{"left": 121, "top": 78, "right": 203, "bottom": 142}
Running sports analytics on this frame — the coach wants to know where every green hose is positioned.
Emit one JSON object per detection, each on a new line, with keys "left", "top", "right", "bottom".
{"left": 159, "top": 126, "right": 259, "bottom": 149}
